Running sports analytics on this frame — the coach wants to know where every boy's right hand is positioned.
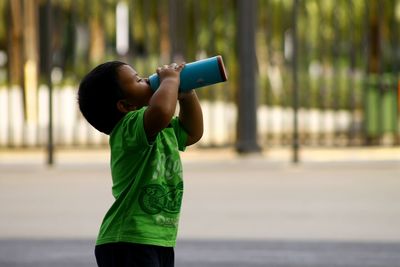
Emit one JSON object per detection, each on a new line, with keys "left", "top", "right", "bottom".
{"left": 156, "top": 63, "right": 185, "bottom": 85}
{"left": 144, "top": 62, "right": 185, "bottom": 141}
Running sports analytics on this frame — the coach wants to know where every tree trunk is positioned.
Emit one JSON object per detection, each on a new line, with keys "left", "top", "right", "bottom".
{"left": 23, "top": 0, "right": 39, "bottom": 122}
{"left": 89, "top": 17, "right": 105, "bottom": 65}
{"left": 368, "top": 0, "right": 380, "bottom": 74}
{"left": 8, "top": 0, "right": 24, "bottom": 87}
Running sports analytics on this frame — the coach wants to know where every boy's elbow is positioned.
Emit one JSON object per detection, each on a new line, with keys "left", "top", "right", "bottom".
{"left": 187, "top": 129, "right": 203, "bottom": 146}
{"left": 154, "top": 106, "right": 175, "bottom": 127}
{"left": 193, "top": 132, "right": 203, "bottom": 143}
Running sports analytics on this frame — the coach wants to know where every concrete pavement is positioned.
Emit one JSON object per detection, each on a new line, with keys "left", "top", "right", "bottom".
{"left": 1, "top": 239, "right": 400, "bottom": 267}
{"left": 1, "top": 150, "right": 399, "bottom": 241}
{"left": 0, "top": 148, "right": 400, "bottom": 266}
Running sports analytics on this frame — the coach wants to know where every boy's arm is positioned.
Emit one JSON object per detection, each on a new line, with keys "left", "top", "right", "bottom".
{"left": 178, "top": 90, "right": 204, "bottom": 146}
{"left": 144, "top": 64, "right": 183, "bottom": 140}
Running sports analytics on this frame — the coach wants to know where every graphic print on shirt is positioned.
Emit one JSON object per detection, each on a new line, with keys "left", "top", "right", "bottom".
{"left": 151, "top": 152, "right": 182, "bottom": 181}
{"left": 139, "top": 181, "right": 183, "bottom": 215}
{"left": 139, "top": 152, "right": 183, "bottom": 215}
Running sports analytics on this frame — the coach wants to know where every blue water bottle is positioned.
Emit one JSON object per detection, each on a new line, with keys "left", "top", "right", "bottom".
{"left": 148, "top": 55, "right": 228, "bottom": 92}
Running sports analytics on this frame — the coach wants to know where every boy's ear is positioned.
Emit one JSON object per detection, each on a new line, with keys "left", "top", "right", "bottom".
{"left": 117, "top": 100, "right": 136, "bottom": 113}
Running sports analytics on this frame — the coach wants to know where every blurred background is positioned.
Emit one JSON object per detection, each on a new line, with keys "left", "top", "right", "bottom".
{"left": 0, "top": 0, "right": 399, "bottom": 163}
{"left": 1, "top": 1, "right": 400, "bottom": 266}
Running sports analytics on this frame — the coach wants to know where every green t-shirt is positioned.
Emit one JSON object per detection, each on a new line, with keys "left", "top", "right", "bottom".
{"left": 96, "top": 107, "right": 188, "bottom": 247}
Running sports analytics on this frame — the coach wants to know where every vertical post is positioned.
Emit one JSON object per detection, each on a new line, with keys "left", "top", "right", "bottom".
{"left": 168, "top": 0, "right": 184, "bottom": 62}
{"left": 44, "top": 0, "right": 53, "bottom": 165}
{"left": 365, "top": 0, "right": 382, "bottom": 144}
{"left": 236, "top": 0, "right": 261, "bottom": 154}
{"left": 347, "top": 1, "right": 357, "bottom": 145}
{"left": 292, "top": 0, "right": 299, "bottom": 163}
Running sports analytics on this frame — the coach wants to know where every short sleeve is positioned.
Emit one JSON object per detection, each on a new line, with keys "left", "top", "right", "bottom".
{"left": 170, "top": 117, "right": 188, "bottom": 151}
{"left": 121, "top": 107, "right": 151, "bottom": 149}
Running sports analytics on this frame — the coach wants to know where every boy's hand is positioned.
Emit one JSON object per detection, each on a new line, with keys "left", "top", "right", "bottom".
{"left": 144, "top": 62, "right": 185, "bottom": 141}
{"left": 178, "top": 89, "right": 195, "bottom": 100}
{"left": 157, "top": 63, "right": 185, "bottom": 84}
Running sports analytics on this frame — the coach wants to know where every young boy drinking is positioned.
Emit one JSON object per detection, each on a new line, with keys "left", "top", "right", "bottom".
{"left": 78, "top": 61, "right": 203, "bottom": 267}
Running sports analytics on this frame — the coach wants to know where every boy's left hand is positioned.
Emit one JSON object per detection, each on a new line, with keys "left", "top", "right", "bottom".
{"left": 178, "top": 90, "right": 195, "bottom": 100}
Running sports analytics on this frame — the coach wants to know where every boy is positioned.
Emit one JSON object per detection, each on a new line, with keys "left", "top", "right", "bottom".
{"left": 78, "top": 61, "right": 203, "bottom": 267}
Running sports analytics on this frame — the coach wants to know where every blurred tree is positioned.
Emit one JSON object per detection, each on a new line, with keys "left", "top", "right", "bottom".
{"left": 22, "top": 0, "right": 39, "bottom": 122}
{"left": 89, "top": 0, "right": 105, "bottom": 65}
{"left": 8, "top": 0, "right": 24, "bottom": 87}
{"left": 0, "top": 0, "right": 7, "bottom": 54}
{"left": 368, "top": 0, "right": 380, "bottom": 74}
{"left": 158, "top": 0, "right": 171, "bottom": 63}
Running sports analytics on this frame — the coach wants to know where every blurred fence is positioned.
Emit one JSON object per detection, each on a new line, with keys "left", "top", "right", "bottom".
{"left": 0, "top": 0, "right": 399, "bottom": 149}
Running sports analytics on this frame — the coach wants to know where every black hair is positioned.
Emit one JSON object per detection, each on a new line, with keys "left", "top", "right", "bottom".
{"left": 78, "top": 61, "right": 127, "bottom": 135}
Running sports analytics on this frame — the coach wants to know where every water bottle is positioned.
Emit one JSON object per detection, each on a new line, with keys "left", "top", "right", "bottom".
{"left": 148, "top": 55, "right": 228, "bottom": 92}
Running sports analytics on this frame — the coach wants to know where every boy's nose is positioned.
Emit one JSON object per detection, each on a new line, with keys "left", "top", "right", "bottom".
{"left": 144, "top": 78, "right": 150, "bottom": 85}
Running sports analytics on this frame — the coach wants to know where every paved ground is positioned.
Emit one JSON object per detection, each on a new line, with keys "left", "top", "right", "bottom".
{"left": 1, "top": 239, "right": 400, "bottom": 267}
{"left": 0, "top": 148, "right": 400, "bottom": 266}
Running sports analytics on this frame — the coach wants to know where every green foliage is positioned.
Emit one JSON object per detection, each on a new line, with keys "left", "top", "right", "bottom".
{"left": 1, "top": 0, "right": 399, "bottom": 110}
